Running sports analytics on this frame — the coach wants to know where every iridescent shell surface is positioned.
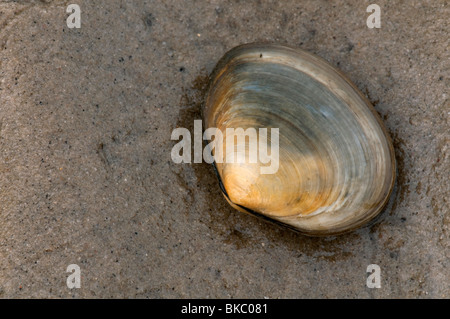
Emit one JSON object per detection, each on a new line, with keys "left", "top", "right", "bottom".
{"left": 203, "top": 43, "right": 396, "bottom": 236}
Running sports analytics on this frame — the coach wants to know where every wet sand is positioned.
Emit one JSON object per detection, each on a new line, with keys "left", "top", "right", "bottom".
{"left": 0, "top": 0, "right": 448, "bottom": 298}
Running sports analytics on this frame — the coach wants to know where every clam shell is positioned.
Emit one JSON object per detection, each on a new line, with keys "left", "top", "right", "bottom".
{"left": 203, "top": 43, "right": 396, "bottom": 236}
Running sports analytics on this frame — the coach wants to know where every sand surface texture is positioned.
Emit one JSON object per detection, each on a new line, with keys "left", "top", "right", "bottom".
{"left": 0, "top": 0, "right": 448, "bottom": 298}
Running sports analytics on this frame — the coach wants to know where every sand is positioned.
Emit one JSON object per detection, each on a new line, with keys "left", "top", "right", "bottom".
{"left": 0, "top": 0, "right": 448, "bottom": 298}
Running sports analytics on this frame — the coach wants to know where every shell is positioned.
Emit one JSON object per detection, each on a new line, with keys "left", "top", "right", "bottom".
{"left": 203, "top": 43, "right": 396, "bottom": 236}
